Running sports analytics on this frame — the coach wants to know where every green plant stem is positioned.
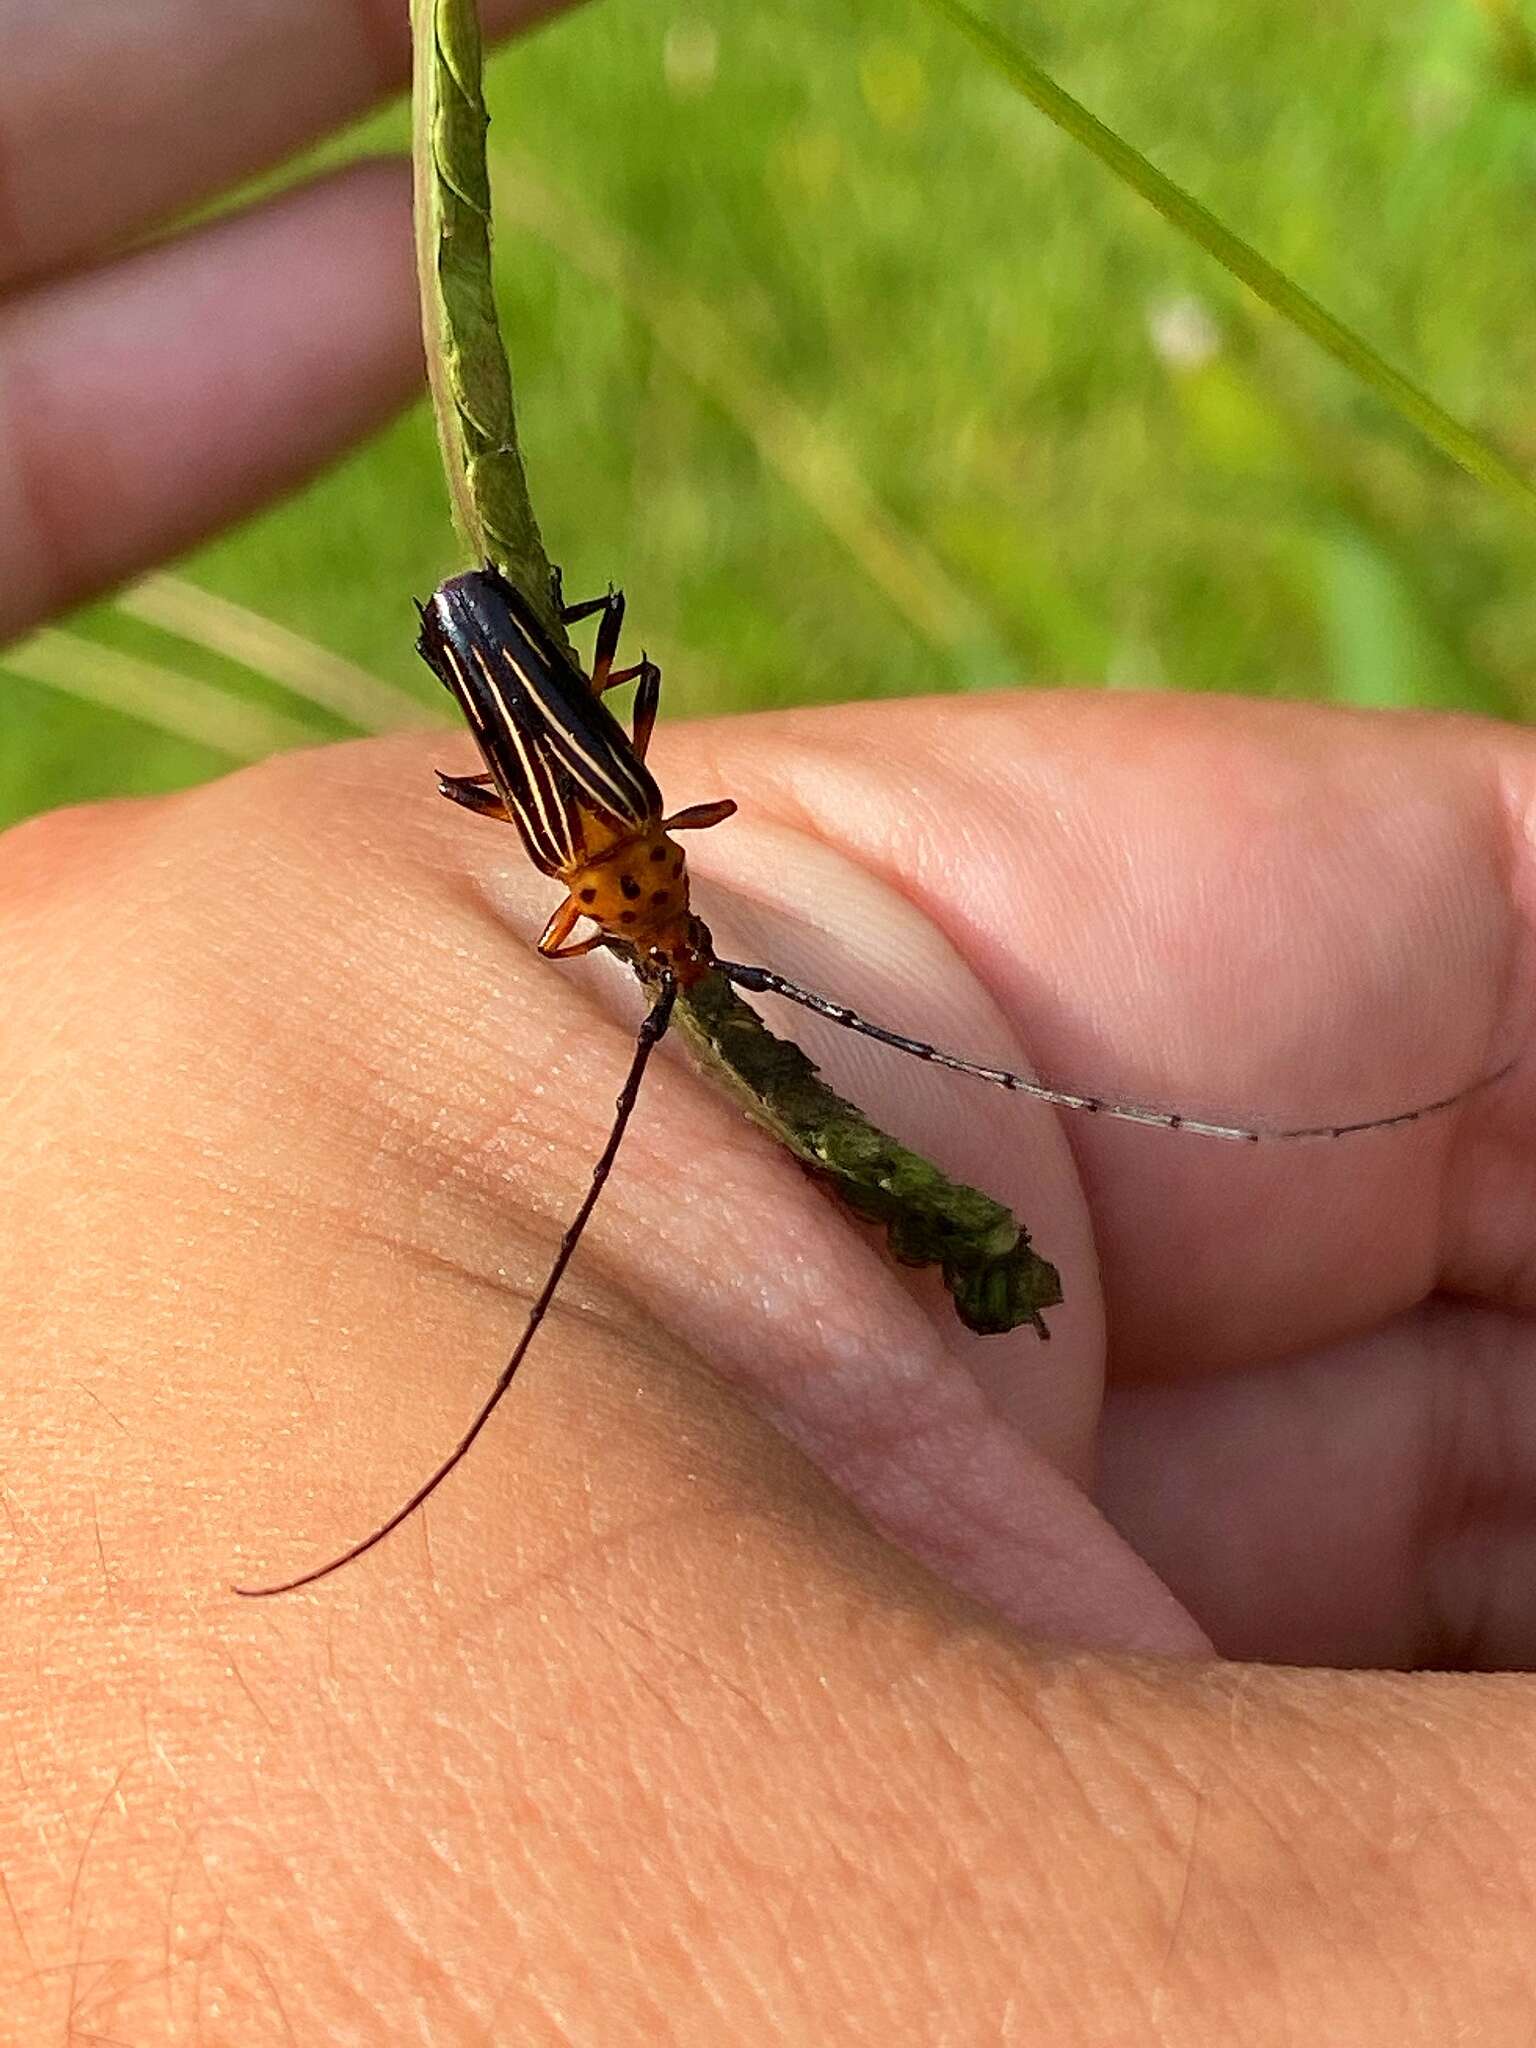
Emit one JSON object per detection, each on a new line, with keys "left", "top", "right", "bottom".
{"left": 645, "top": 957, "right": 1062, "bottom": 1337}
{"left": 411, "top": 0, "right": 572, "bottom": 650}
{"left": 410, "top": 0, "right": 1062, "bottom": 1335}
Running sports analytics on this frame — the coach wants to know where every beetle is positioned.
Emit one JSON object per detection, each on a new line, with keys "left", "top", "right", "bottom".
{"left": 235, "top": 562, "right": 1501, "bottom": 1595}
{"left": 421, "top": 565, "right": 735, "bottom": 984}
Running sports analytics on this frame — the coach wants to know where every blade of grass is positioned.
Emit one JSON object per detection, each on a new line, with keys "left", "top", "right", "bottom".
{"left": 118, "top": 576, "right": 439, "bottom": 734}
{"left": 4, "top": 631, "right": 317, "bottom": 760}
{"left": 918, "top": 0, "right": 1536, "bottom": 517}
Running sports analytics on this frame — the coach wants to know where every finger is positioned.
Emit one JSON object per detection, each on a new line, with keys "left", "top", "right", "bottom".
{"left": 696, "top": 693, "right": 1536, "bottom": 1378}
{"left": 0, "top": 0, "right": 565, "bottom": 286}
{"left": 0, "top": 160, "right": 420, "bottom": 639}
{"left": 1096, "top": 1298, "right": 1536, "bottom": 1670}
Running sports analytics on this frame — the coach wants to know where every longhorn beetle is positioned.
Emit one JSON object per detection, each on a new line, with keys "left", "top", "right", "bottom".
{"left": 236, "top": 563, "right": 1500, "bottom": 1594}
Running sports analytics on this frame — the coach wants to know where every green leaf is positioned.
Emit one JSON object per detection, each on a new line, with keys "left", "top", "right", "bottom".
{"left": 918, "top": 0, "right": 1536, "bottom": 518}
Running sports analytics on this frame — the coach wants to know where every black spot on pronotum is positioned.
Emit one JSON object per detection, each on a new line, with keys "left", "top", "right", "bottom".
{"left": 620, "top": 875, "right": 642, "bottom": 901}
{"left": 579, "top": 888, "right": 597, "bottom": 905}
{"left": 651, "top": 890, "right": 670, "bottom": 907}
{"left": 649, "top": 844, "right": 668, "bottom": 863}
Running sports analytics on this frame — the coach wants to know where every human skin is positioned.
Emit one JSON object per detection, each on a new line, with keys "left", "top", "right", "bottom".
{"left": 0, "top": 0, "right": 556, "bottom": 640}
{"left": 7, "top": 700, "right": 1536, "bottom": 2042}
{"left": 7, "top": 0, "right": 1536, "bottom": 2040}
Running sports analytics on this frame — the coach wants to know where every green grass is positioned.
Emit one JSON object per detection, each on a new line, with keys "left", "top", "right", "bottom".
{"left": 5, "top": 0, "right": 1536, "bottom": 828}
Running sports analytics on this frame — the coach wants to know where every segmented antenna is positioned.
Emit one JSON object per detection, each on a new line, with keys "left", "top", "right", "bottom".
{"left": 235, "top": 975, "right": 678, "bottom": 1596}
{"left": 718, "top": 962, "right": 1511, "bottom": 1143}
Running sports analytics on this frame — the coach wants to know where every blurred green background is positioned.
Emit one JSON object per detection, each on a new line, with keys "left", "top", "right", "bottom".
{"left": 5, "top": 0, "right": 1536, "bottom": 830}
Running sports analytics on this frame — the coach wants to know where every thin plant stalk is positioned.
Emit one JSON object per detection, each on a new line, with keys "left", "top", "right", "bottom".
{"left": 409, "top": 0, "right": 1061, "bottom": 1333}
{"left": 919, "top": 0, "right": 1536, "bottom": 517}
{"left": 5, "top": 630, "right": 316, "bottom": 760}
{"left": 120, "top": 575, "right": 436, "bottom": 734}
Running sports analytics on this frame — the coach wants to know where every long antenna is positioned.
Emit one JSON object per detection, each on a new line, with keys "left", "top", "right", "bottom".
{"left": 718, "top": 962, "right": 1511, "bottom": 1143}
{"left": 236, "top": 975, "right": 678, "bottom": 1597}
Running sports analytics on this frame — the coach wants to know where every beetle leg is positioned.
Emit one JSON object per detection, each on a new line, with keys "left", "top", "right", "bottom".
{"left": 599, "top": 656, "right": 662, "bottom": 758}
{"left": 553, "top": 580, "right": 621, "bottom": 630}
{"left": 588, "top": 591, "right": 627, "bottom": 692}
{"left": 437, "top": 771, "right": 509, "bottom": 820}
{"left": 664, "top": 799, "right": 737, "bottom": 834}
{"left": 538, "top": 896, "right": 605, "bottom": 959}
{"left": 630, "top": 659, "right": 661, "bottom": 760}
{"left": 552, "top": 572, "right": 628, "bottom": 694}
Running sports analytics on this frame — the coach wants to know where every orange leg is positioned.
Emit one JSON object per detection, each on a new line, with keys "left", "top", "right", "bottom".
{"left": 664, "top": 799, "right": 737, "bottom": 833}
{"left": 607, "top": 657, "right": 661, "bottom": 759}
{"left": 538, "top": 896, "right": 605, "bottom": 960}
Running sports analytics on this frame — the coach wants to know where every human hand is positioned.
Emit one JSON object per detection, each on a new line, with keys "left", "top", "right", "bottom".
{"left": 0, "top": 0, "right": 552, "bottom": 641}
{"left": 4, "top": 694, "right": 1534, "bottom": 2037}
